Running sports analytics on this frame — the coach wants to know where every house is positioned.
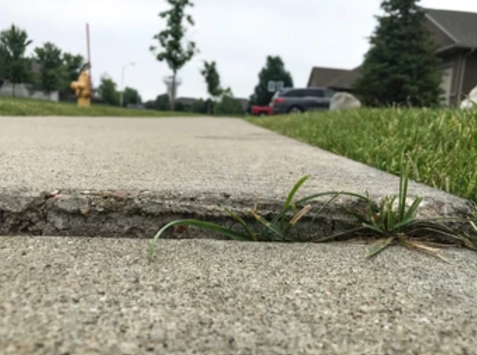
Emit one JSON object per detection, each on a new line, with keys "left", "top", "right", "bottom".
{"left": 307, "top": 8, "right": 477, "bottom": 106}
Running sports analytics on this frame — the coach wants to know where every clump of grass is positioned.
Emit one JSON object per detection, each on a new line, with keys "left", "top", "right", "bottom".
{"left": 148, "top": 176, "right": 345, "bottom": 259}
{"left": 315, "top": 160, "right": 476, "bottom": 259}
{"left": 148, "top": 162, "right": 476, "bottom": 260}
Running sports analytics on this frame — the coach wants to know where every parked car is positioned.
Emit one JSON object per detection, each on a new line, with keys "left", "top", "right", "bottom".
{"left": 251, "top": 105, "right": 273, "bottom": 116}
{"left": 270, "top": 87, "right": 336, "bottom": 114}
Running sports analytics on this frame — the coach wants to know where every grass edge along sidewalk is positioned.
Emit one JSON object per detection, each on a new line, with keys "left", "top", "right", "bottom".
{"left": 248, "top": 108, "right": 477, "bottom": 204}
{"left": 0, "top": 97, "right": 198, "bottom": 117}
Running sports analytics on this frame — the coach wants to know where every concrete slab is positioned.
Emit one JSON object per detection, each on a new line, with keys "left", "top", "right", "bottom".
{"left": 1, "top": 236, "right": 477, "bottom": 355}
{"left": 0, "top": 116, "right": 473, "bottom": 239}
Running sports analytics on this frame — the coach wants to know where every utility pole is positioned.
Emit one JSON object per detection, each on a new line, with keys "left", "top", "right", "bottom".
{"left": 86, "top": 23, "right": 92, "bottom": 92}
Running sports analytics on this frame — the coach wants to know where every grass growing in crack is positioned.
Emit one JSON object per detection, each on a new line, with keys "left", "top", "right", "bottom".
{"left": 148, "top": 176, "right": 346, "bottom": 259}
{"left": 148, "top": 162, "right": 477, "bottom": 260}
{"left": 315, "top": 160, "right": 477, "bottom": 259}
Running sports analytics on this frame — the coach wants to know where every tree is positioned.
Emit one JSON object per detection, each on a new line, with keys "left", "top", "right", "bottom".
{"left": 252, "top": 56, "right": 293, "bottom": 106}
{"left": 200, "top": 60, "right": 222, "bottom": 113}
{"left": 97, "top": 74, "right": 119, "bottom": 106}
{"left": 0, "top": 24, "right": 33, "bottom": 96}
{"left": 62, "top": 52, "right": 86, "bottom": 89}
{"left": 0, "top": 46, "right": 7, "bottom": 79}
{"left": 156, "top": 93, "right": 171, "bottom": 111}
{"left": 191, "top": 98, "right": 208, "bottom": 114}
{"left": 150, "top": 0, "right": 198, "bottom": 110}
{"left": 215, "top": 88, "right": 244, "bottom": 116}
{"left": 34, "top": 42, "right": 64, "bottom": 92}
{"left": 352, "top": 0, "right": 442, "bottom": 107}
{"left": 122, "top": 86, "right": 142, "bottom": 106}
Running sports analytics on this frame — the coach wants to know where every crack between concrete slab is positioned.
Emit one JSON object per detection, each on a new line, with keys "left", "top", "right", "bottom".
{"left": 0, "top": 189, "right": 474, "bottom": 240}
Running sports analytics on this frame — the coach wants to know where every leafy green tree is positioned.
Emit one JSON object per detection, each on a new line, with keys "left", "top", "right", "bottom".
{"left": 191, "top": 98, "right": 208, "bottom": 114}
{"left": 0, "top": 24, "right": 33, "bottom": 96}
{"left": 200, "top": 60, "right": 223, "bottom": 114}
{"left": 97, "top": 74, "right": 119, "bottom": 106}
{"left": 34, "top": 42, "right": 64, "bottom": 92}
{"left": 150, "top": 0, "right": 198, "bottom": 110}
{"left": 252, "top": 56, "right": 293, "bottom": 106}
{"left": 62, "top": 52, "right": 86, "bottom": 89}
{"left": 215, "top": 88, "right": 244, "bottom": 116}
{"left": 0, "top": 46, "right": 7, "bottom": 79}
{"left": 352, "top": 0, "right": 442, "bottom": 107}
{"left": 154, "top": 93, "right": 171, "bottom": 111}
{"left": 122, "top": 86, "right": 142, "bottom": 106}
{"left": 143, "top": 100, "right": 156, "bottom": 110}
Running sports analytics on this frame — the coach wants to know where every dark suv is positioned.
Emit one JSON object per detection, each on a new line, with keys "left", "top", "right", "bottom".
{"left": 270, "top": 87, "right": 336, "bottom": 114}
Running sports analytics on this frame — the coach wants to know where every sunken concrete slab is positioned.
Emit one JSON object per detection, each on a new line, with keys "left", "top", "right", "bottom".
{"left": 0, "top": 116, "right": 473, "bottom": 239}
{"left": 1, "top": 236, "right": 477, "bottom": 355}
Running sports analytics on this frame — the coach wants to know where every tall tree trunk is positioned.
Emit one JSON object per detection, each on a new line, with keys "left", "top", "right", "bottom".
{"left": 170, "top": 72, "right": 176, "bottom": 111}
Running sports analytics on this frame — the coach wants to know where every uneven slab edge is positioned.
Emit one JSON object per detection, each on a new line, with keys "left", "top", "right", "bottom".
{"left": 0, "top": 187, "right": 474, "bottom": 241}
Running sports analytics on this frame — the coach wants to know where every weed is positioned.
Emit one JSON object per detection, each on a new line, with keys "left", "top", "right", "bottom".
{"left": 148, "top": 176, "right": 350, "bottom": 259}
{"left": 314, "top": 159, "right": 476, "bottom": 258}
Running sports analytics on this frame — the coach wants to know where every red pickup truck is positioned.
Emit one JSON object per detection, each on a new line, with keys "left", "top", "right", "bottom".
{"left": 251, "top": 105, "right": 273, "bottom": 116}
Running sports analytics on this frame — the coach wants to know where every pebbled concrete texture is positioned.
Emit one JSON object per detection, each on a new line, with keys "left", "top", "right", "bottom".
{"left": 1, "top": 236, "right": 477, "bottom": 355}
{"left": 0, "top": 116, "right": 474, "bottom": 238}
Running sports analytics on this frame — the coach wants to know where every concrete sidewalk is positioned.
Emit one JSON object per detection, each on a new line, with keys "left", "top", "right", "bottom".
{"left": 0, "top": 116, "right": 473, "bottom": 239}
{"left": 2, "top": 236, "right": 477, "bottom": 355}
{"left": 1, "top": 116, "right": 476, "bottom": 355}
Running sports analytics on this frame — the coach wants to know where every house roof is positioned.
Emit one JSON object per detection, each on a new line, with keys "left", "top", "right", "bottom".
{"left": 425, "top": 8, "right": 477, "bottom": 49}
{"left": 326, "top": 66, "right": 362, "bottom": 90}
{"left": 175, "top": 97, "right": 197, "bottom": 106}
{"left": 307, "top": 67, "right": 350, "bottom": 87}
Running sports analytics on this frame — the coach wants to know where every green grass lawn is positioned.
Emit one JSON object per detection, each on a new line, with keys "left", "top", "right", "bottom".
{"left": 0, "top": 96, "right": 198, "bottom": 117}
{"left": 249, "top": 108, "right": 477, "bottom": 203}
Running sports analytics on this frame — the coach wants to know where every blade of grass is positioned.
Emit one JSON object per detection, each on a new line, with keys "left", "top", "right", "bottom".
{"left": 280, "top": 175, "right": 310, "bottom": 230}
{"left": 251, "top": 210, "right": 288, "bottom": 241}
{"left": 401, "top": 240, "right": 452, "bottom": 263}
{"left": 225, "top": 208, "right": 258, "bottom": 242}
{"left": 401, "top": 197, "right": 423, "bottom": 222}
{"left": 313, "top": 226, "right": 367, "bottom": 243}
{"left": 410, "top": 226, "right": 477, "bottom": 251}
{"left": 312, "top": 192, "right": 343, "bottom": 222}
{"left": 289, "top": 205, "right": 312, "bottom": 225}
{"left": 398, "top": 158, "right": 410, "bottom": 221}
{"left": 148, "top": 219, "right": 251, "bottom": 259}
{"left": 367, "top": 237, "right": 394, "bottom": 258}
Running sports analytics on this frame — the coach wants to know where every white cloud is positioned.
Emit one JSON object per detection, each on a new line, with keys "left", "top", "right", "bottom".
{"left": 3, "top": 0, "right": 476, "bottom": 101}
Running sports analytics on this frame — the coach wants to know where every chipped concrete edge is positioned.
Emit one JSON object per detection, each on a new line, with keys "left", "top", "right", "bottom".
{"left": 0, "top": 188, "right": 475, "bottom": 241}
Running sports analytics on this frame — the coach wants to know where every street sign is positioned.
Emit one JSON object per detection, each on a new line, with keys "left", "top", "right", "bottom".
{"left": 267, "top": 80, "right": 285, "bottom": 92}
{"left": 267, "top": 81, "right": 276, "bottom": 92}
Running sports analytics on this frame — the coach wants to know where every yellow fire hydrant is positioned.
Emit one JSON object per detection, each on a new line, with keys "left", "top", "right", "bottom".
{"left": 71, "top": 64, "right": 92, "bottom": 107}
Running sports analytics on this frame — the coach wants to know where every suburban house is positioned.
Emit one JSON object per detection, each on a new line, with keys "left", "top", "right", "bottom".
{"left": 307, "top": 8, "right": 477, "bottom": 106}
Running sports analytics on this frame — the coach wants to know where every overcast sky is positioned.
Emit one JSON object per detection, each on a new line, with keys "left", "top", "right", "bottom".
{"left": 3, "top": 0, "right": 477, "bottom": 101}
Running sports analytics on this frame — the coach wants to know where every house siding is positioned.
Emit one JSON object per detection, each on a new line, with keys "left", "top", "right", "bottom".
{"left": 462, "top": 51, "right": 477, "bottom": 99}
{"left": 437, "top": 51, "right": 464, "bottom": 106}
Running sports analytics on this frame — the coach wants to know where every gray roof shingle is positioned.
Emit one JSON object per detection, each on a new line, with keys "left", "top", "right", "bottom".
{"left": 425, "top": 8, "right": 477, "bottom": 48}
{"left": 307, "top": 67, "right": 350, "bottom": 87}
